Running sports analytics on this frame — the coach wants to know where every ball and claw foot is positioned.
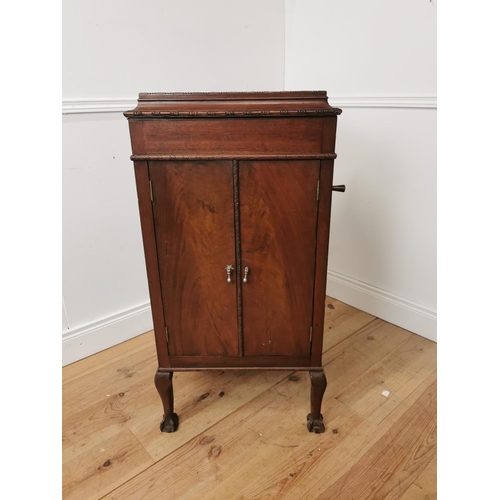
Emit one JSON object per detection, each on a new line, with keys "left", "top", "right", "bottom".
{"left": 307, "top": 413, "right": 325, "bottom": 433}
{"left": 159, "top": 413, "right": 179, "bottom": 433}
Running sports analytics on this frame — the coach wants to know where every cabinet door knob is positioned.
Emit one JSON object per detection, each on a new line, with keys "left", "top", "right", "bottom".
{"left": 225, "top": 265, "right": 234, "bottom": 283}
{"left": 243, "top": 266, "right": 249, "bottom": 283}
{"left": 332, "top": 185, "right": 346, "bottom": 193}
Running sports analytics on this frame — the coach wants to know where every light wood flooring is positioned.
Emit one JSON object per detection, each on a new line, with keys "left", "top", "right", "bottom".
{"left": 62, "top": 297, "right": 437, "bottom": 500}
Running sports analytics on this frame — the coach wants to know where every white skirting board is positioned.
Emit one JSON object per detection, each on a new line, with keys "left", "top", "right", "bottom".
{"left": 62, "top": 303, "right": 153, "bottom": 366}
{"left": 62, "top": 273, "right": 436, "bottom": 366}
{"left": 327, "top": 270, "right": 437, "bottom": 342}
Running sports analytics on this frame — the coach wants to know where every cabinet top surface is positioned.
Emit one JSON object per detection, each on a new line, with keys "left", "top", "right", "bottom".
{"left": 124, "top": 91, "right": 342, "bottom": 118}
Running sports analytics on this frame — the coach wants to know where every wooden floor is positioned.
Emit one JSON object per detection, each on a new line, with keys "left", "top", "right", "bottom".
{"left": 62, "top": 298, "right": 437, "bottom": 500}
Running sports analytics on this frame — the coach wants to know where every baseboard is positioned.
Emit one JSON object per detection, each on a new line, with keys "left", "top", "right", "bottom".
{"left": 61, "top": 274, "right": 436, "bottom": 366}
{"left": 327, "top": 270, "right": 437, "bottom": 342}
{"left": 62, "top": 303, "right": 153, "bottom": 366}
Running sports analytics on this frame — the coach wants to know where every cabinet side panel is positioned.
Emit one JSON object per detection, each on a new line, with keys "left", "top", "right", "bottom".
{"left": 133, "top": 161, "right": 169, "bottom": 367}
{"left": 150, "top": 161, "right": 239, "bottom": 357}
{"left": 311, "top": 117, "right": 338, "bottom": 365}
{"left": 311, "top": 160, "right": 335, "bottom": 365}
{"left": 240, "top": 160, "right": 320, "bottom": 357}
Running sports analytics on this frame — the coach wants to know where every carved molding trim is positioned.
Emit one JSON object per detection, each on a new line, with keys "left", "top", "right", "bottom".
{"left": 123, "top": 109, "right": 342, "bottom": 118}
{"left": 232, "top": 160, "right": 244, "bottom": 357}
{"left": 131, "top": 154, "right": 338, "bottom": 161}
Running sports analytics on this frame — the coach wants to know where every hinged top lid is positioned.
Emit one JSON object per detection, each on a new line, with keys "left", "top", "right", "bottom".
{"left": 124, "top": 91, "right": 342, "bottom": 118}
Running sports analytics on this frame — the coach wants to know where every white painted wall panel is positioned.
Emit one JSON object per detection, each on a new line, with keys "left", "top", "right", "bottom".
{"left": 62, "top": 299, "right": 69, "bottom": 331}
{"left": 62, "top": 113, "right": 148, "bottom": 326}
{"left": 63, "top": 0, "right": 285, "bottom": 98}
{"left": 330, "top": 107, "right": 437, "bottom": 309}
{"left": 285, "top": 0, "right": 436, "bottom": 96}
{"left": 63, "top": 0, "right": 437, "bottom": 366}
{"left": 62, "top": 0, "right": 286, "bottom": 364}
{"left": 285, "top": 0, "right": 437, "bottom": 340}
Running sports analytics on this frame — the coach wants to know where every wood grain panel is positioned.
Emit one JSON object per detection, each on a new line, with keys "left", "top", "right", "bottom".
{"left": 239, "top": 161, "right": 320, "bottom": 356}
{"left": 102, "top": 328, "right": 436, "bottom": 500}
{"left": 168, "top": 355, "right": 312, "bottom": 369}
{"left": 311, "top": 159, "right": 335, "bottom": 366}
{"left": 310, "top": 115, "right": 338, "bottom": 365}
{"left": 128, "top": 118, "right": 324, "bottom": 156}
{"left": 62, "top": 429, "right": 153, "bottom": 500}
{"left": 149, "top": 161, "right": 238, "bottom": 357}
{"left": 411, "top": 453, "right": 437, "bottom": 499}
{"left": 316, "top": 380, "right": 437, "bottom": 500}
{"left": 133, "top": 162, "right": 169, "bottom": 366}
{"left": 63, "top": 300, "right": 435, "bottom": 499}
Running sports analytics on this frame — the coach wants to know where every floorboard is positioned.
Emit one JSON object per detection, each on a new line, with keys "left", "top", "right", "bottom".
{"left": 62, "top": 297, "right": 436, "bottom": 499}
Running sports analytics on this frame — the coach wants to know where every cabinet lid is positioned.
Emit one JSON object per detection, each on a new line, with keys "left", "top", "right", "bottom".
{"left": 124, "top": 91, "right": 342, "bottom": 118}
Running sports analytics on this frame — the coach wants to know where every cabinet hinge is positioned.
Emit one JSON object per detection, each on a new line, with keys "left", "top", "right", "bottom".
{"left": 149, "top": 180, "right": 154, "bottom": 202}
{"left": 165, "top": 326, "right": 169, "bottom": 343}
{"left": 310, "top": 326, "right": 313, "bottom": 342}
{"left": 316, "top": 180, "right": 320, "bottom": 201}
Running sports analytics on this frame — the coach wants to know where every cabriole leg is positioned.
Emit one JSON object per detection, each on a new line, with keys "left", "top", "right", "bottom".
{"left": 154, "top": 370, "right": 179, "bottom": 433}
{"left": 307, "top": 369, "right": 327, "bottom": 433}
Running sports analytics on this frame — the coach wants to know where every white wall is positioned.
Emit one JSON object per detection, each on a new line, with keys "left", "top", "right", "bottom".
{"left": 285, "top": 0, "right": 437, "bottom": 340}
{"left": 62, "top": 0, "right": 286, "bottom": 365}
{"left": 63, "top": 0, "right": 437, "bottom": 366}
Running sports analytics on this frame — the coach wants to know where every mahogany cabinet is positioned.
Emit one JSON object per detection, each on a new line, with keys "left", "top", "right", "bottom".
{"left": 124, "top": 91, "right": 343, "bottom": 433}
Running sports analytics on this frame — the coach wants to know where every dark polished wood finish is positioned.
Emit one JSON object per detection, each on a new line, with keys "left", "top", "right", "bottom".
{"left": 133, "top": 161, "right": 169, "bottom": 367}
{"left": 168, "top": 355, "right": 313, "bottom": 369}
{"left": 125, "top": 91, "right": 342, "bottom": 433}
{"left": 128, "top": 118, "right": 326, "bottom": 156}
{"left": 154, "top": 370, "right": 178, "bottom": 433}
{"left": 307, "top": 370, "right": 328, "bottom": 433}
{"left": 239, "top": 160, "right": 319, "bottom": 357}
{"left": 130, "top": 154, "right": 337, "bottom": 161}
{"left": 149, "top": 161, "right": 238, "bottom": 357}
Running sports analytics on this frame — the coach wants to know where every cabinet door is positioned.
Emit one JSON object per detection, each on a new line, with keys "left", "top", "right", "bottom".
{"left": 149, "top": 161, "right": 239, "bottom": 357}
{"left": 239, "top": 160, "right": 320, "bottom": 356}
